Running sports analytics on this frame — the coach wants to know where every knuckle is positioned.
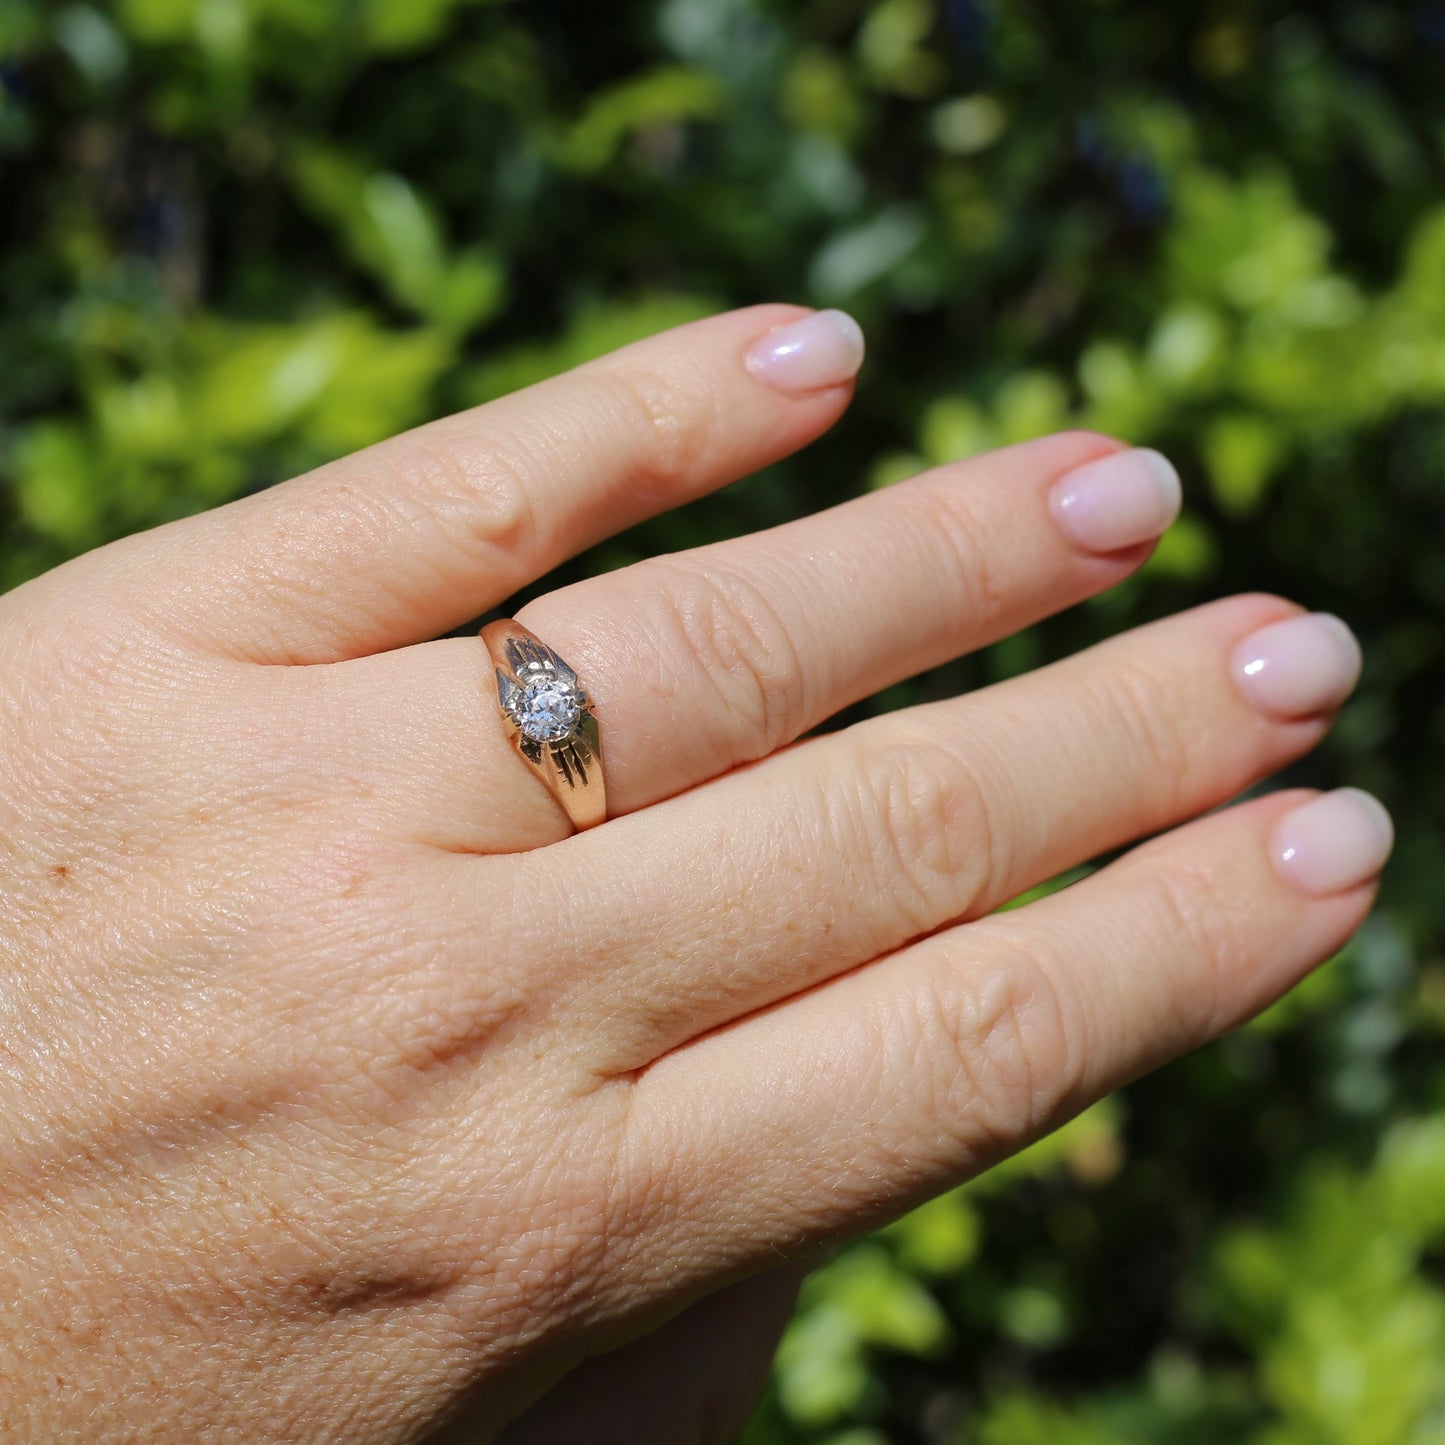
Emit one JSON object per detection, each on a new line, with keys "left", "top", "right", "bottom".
{"left": 591, "top": 360, "right": 718, "bottom": 503}
{"left": 649, "top": 558, "right": 807, "bottom": 759}
{"left": 1089, "top": 651, "right": 1201, "bottom": 811}
{"left": 384, "top": 429, "right": 543, "bottom": 574}
{"left": 1145, "top": 855, "right": 1247, "bottom": 1037}
{"left": 183, "top": 461, "right": 459, "bottom": 655}
{"left": 900, "top": 474, "right": 1005, "bottom": 631}
{"left": 920, "top": 936, "right": 1076, "bottom": 1153}
{"left": 844, "top": 730, "right": 998, "bottom": 933}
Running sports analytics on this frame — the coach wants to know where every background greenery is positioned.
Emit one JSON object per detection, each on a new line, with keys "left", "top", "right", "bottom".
{"left": 2, "top": 0, "right": 1441, "bottom": 1440}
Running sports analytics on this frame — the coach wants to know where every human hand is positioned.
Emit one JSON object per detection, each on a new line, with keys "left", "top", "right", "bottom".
{"left": 0, "top": 305, "right": 1389, "bottom": 1442}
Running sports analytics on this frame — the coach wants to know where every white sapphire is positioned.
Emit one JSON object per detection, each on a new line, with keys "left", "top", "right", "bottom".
{"left": 511, "top": 676, "right": 582, "bottom": 743}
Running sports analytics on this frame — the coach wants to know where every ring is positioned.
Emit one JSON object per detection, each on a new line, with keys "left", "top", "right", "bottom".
{"left": 482, "top": 619, "right": 606, "bottom": 832}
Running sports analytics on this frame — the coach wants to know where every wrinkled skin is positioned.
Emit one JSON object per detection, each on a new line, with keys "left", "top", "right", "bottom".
{"left": 0, "top": 306, "right": 1377, "bottom": 1442}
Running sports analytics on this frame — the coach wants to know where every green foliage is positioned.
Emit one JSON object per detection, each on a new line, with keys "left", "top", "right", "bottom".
{"left": 1205, "top": 1120, "right": 1445, "bottom": 1445}
{"left": 288, "top": 146, "right": 507, "bottom": 332}
{"left": 0, "top": 0, "right": 1440, "bottom": 1440}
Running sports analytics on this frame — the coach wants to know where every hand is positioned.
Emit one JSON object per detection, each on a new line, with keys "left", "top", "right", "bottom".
{"left": 0, "top": 305, "right": 1389, "bottom": 1442}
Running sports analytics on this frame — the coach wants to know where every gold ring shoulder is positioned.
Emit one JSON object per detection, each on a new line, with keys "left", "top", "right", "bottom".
{"left": 482, "top": 619, "right": 606, "bottom": 832}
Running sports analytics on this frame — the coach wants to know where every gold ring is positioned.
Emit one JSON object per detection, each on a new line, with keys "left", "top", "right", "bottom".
{"left": 482, "top": 619, "right": 606, "bottom": 832}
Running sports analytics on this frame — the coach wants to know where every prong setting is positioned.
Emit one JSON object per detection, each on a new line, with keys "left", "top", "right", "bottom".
{"left": 497, "top": 641, "right": 586, "bottom": 739}
{"left": 483, "top": 619, "right": 606, "bottom": 831}
{"left": 500, "top": 659, "right": 585, "bottom": 744}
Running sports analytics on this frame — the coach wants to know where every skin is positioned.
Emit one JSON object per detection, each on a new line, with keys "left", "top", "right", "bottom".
{"left": 0, "top": 305, "right": 1375, "bottom": 1442}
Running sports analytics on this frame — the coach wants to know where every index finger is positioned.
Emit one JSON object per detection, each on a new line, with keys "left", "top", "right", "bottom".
{"left": 63, "top": 305, "right": 863, "bottom": 664}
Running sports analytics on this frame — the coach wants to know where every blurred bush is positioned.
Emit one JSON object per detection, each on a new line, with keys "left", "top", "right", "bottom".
{"left": 1, "top": 0, "right": 1441, "bottom": 1440}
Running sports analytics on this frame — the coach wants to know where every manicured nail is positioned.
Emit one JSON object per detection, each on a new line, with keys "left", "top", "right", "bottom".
{"left": 744, "top": 310, "right": 865, "bottom": 394}
{"left": 1047, "top": 448, "right": 1182, "bottom": 553}
{"left": 1272, "top": 788, "right": 1394, "bottom": 897}
{"left": 1232, "top": 613, "right": 1362, "bottom": 719}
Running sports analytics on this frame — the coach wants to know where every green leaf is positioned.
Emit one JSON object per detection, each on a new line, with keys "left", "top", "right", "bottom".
{"left": 1147, "top": 303, "right": 1226, "bottom": 393}
{"left": 360, "top": 171, "right": 450, "bottom": 309}
{"left": 782, "top": 47, "right": 866, "bottom": 145}
{"left": 809, "top": 205, "right": 925, "bottom": 302}
{"left": 969, "top": 1098, "right": 1125, "bottom": 1195}
{"left": 1378, "top": 1117, "right": 1445, "bottom": 1247}
{"left": 361, "top": 0, "right": 495, "bottom": 54}
{"left": 289, "top": 148, "right": 505, "bottom": 332}
{"left": 977, "top": 1394, "right": 1121, "bottom": 1445}
{"left": 774, "top": 1246, "right": 950, "bottom": 1427}
{"left": 883, "top": 1189, "right": 980, "bottom": 1276}
{"left": 551, "top": 66, "right": 725, "bottom": 172}
{"left": 857, "top": 0, "right": 946, "bottom": 96}
{"left": 867, "top": 450, "right": 929, "bottom": 489}
{"left": 115, "top": 0, "right": 195, "bottom": 44}
{"left": 13, "top": 421, "right": 101, "bottom": 548}
{"left": 817, "top": 1245, "right": 950, "bottom": 1355}
{"left": 995, "top": 370, "right": 1070, "bottom": 445}
{"left": 1143, "top": 512, "right": 1218, "bottom": 581}
{"left": 301, "top": 318, "right": 451, "bottom": 454}
{"left": 54, "top": 5, "right": 128, "bottom": 84}
{"left": 918, "top": 396, "right": 995, "bottom": 465}
{"left": 192, "top": 319, "right": 345, "bottom": 443}
{"left": 998, "top": 1282, "right": 1071, "bottom": 1348}
{"left": 1203, "top": 412, "right": 1286, "bottom": 518}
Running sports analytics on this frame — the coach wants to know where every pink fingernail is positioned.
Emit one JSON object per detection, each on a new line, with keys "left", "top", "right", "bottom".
{"left": 743, "top": 310, "right": 865, "bottom": 394}
{"left": 1047, "top": 448, "right": 1183, "bottom": 554}
{"left": 1272, "top": 788, "right": 1394, "bottom": 897}
{"left": 1232, "top": 613, "right": 1362, "bottom": 719}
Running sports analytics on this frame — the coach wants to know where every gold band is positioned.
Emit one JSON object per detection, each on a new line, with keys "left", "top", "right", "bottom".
{"left": 482, "top": 619, "right": 606, "bottom": 832}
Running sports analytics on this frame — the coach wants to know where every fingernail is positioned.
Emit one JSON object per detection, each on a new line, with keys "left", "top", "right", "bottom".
{"left": 1047, "top": 448, "right": 1183, "bottom": 553}
{"left": 744, "top": 310, "right": 865, "bottom": 394}
{"left": 1272, "top": 788, "right": 1394, "bottom": 897}
{"left": 1232, "top": 613, "right": 1363, "bottom": 719}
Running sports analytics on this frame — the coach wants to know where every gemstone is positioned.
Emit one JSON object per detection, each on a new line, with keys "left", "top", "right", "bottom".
{"left": 510, "top": 675, "right": 582, "bottom": 743}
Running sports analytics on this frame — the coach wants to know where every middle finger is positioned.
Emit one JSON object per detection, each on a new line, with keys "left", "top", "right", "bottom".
{"left": 351, "top": 431, "right": 1180, "bottom": 851}
{"left": 523, "top": 594, "right": 1361, "bottom": 1071}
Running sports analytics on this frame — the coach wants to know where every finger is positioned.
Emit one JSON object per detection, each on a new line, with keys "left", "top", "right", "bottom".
{"left": 82, "top": 305, "right": 862, "bottom": 663}
{"left": 359, "top": 431, "right": 1176, "bottom": 850}
{"left": 535, "top": 595, "right": 1362, "bottom": 1067}
{"left": 489, "top": 1264, "right": 807, "bottom": 1445}
{"left": 620, "top": 788, "right": 1390, "bottom": 1279}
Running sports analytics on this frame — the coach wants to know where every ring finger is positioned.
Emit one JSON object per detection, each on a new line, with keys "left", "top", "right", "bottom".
{"left": 354, "top": 431, "right": 1181, "bottom": 850}
{"left": 507, "top": 593, "right": 1363, "bottom": 1069}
